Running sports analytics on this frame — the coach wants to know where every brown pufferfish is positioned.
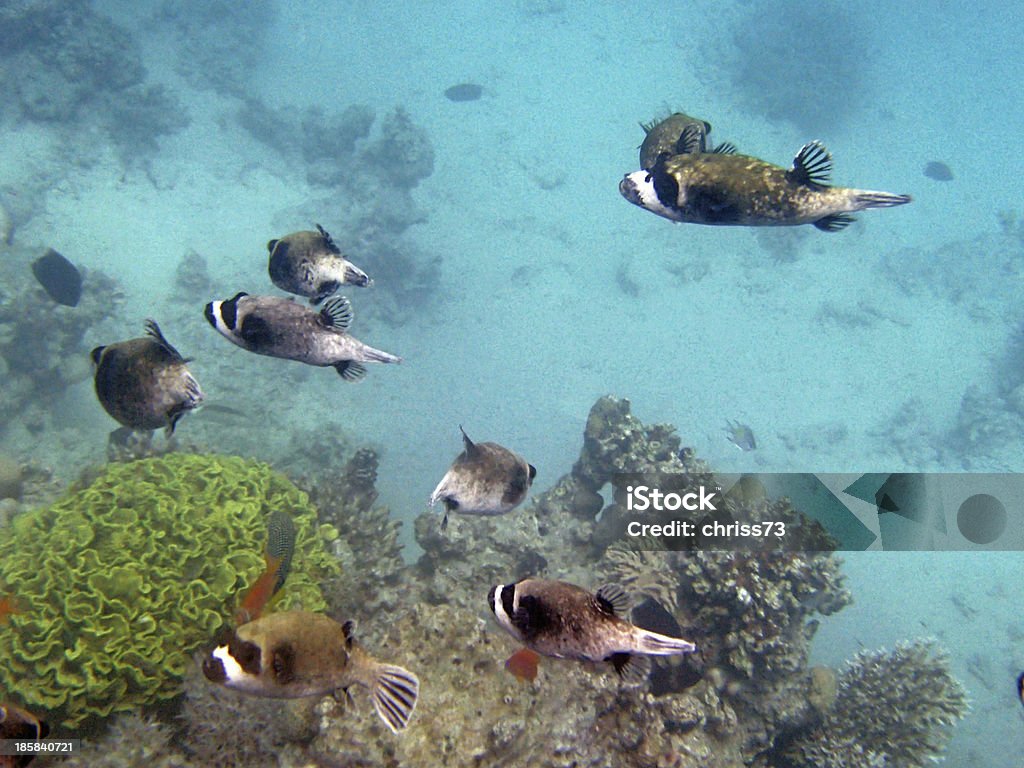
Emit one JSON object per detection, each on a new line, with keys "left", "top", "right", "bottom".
{"left": 620, "top": 132, "right": 911, "bottom": 232}
{"left": 91, "top": 319, "right": 204, "bottom": 435}
{"left": 203, "top": 610, "right": 420, "bottom": 733}
{"left": 429, "top": 426, "right": 536, "bottom": 528}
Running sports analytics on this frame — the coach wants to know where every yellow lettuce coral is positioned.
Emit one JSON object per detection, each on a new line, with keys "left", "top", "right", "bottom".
{"left": 0, "top": 453, "right": 340, "bottom": 728}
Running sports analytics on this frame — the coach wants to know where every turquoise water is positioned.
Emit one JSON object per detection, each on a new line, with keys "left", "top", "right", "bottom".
{"left": 1, "top": 0, "right": 1022, "bottom": 764}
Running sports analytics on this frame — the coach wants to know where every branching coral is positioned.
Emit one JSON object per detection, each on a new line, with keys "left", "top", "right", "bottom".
{"left": 778, "top": 640, "right": 968, "bottom": 768}
{"left": 0, "top": 453, "right": 339, "bottom": 728}
{"left": 305, "top": 448, "right": 406, "bottom": 620}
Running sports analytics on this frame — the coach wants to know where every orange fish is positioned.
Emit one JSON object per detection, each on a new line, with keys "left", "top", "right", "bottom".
{"left": 0, "top": 596, "right": 22, "bottom": 625}
{"left": 234, "top": 510, "right": 295, "bottom": 626}
{"left": 504, "top": 648, "right": 540, "bottom": 683}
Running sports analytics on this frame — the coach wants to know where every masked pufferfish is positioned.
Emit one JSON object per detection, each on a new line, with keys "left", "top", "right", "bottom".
{"left": 429, "top": 426, "right": 536, "bottom": 528}
{"left": 91, "top": 319, "right": 204, "bottom": 435}
{"left": 489, "top": 578, "right": 696, "bottom": 681}
{"left": 203, "top": 611, "right": 420, "bottom": 733}
{"left": 204, "top": 292, "right": 400, "bottom": 381}
{"left": 638, "top": 111, "right": 737, "bottom": 171}
{"left": 267, "top": 224, "right": 371, "bottom": 304}
{"left": 620, "top": 125, "right": 911, "bottom": 231}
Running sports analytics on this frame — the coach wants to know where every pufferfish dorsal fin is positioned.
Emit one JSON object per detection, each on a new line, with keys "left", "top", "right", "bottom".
{"left": 319, "top": 296, "right": 353, "bottom": 332}
{"left": 315, "top": 223, "right": 341, "bottom": 253}
{"left": 144, "top": 319, "right": 185, "bottom": 362}
{"left": 458, "top": 425, "right": 479, "bottom": 457}
{"left": 788, "top": 141, "right": 833, "bottom": 189}
{"left": 595, "top": 584, "right": 631, "bottom": 618}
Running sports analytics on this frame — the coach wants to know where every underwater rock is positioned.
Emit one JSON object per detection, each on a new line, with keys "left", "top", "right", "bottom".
{"left": 302, "top": 103, "right": 376, "bottom": 165}
{"left": 307, "top": 602, "right": 746, "bottom": 768}
{"left": 177, "top": 653, "right": 305, "bottom": 768}
{"left": 572, "top": 395, "right": 688, "bottom": 495}
{"left": 102, "top": 83, "right": 191, "bottom": 163}
{"left": 305, "top": 448, "right": 405, "bottom": 621}
{"left": 359, "top": 106, "right": 435, "bottom": 189}
{"left": 0, "top": 455, "right": 23, "bottom": 500}
{"left": 159, "top": 0, "right": 275, "bottom": 97}
{"left": 2, "top": 0, "right": 145, "bottom": 121}
{"left": 62, "top": 711, "right": 188, "bottom": 768}
{"left": 173, "top": 248, "right": 213, "bottom": 299}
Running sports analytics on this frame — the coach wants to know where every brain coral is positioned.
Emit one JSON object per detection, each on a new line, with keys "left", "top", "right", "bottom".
{"left": 0, "top": 453, "right": 340, "bottom": 728}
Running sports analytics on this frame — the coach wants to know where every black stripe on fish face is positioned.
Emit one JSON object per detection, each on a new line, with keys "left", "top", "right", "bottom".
{"left": 500, "top": 584, "right": 516, "bottom": 620}
{"left": 228, "top": 634, "right": 262, "bottom": 676}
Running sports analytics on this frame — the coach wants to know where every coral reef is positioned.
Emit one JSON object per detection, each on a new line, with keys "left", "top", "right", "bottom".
{"left": 775, "top": 640, "right": 968, "bottom": 768}
{"left": 0, "top": 453, "right": 339, "bottom": 728}
{"left": 0, "top": 243, "right": 124, "bottom": 436}
{"left": 305, "top": 448, "right": 406, "bottom": 621}
{"left": 0, "top": 0, "right": 189, "bottom": 158}
{"left": 10, "top": 397, "right": 967, "bottom": 767}
{"left": 157, "top": 0, "right": 278, "bottom": 97}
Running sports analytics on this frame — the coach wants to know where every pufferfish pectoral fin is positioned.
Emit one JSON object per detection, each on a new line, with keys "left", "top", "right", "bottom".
{"left": 814, "top": 213, "right": 856, "bottom": 232}
{"left": 609, "top": 652, "right": 651, "bottom": 684}
{"left": 594, "top": 584, "right": 631, "bottom": 618}
{"left": 334, "top": 361, "right": 367, "bottom": 381}
{"left": 319, "top": 296, "right": 354, "bottom": 332}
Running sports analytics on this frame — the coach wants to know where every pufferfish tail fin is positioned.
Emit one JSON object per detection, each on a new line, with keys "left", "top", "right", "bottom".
{"left": 631, "top": 627, "right": 697, "bottom": 656}
{"left": 851, "top": 190, "right": 913, "bottom": 210}
{"left": 370, "top": 662, "right": 420, "bottom": 733}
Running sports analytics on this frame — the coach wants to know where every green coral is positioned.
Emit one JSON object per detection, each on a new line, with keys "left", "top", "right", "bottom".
{"left": 0, "top": 453, "right": 340, "bottom": 728}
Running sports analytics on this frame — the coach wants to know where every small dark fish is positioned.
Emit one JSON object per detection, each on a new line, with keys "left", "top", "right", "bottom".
{"left": 924, "top": 161, "right": 953, "bottom": 181}
{"left": 31, "top": 248, "right": 82, "bottom": 307}
{"left": 1017, "top": 671, "right": 1024, "bottom": 708}
{"left": 444, "top": 83, "right": 483, "bottom": 102}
